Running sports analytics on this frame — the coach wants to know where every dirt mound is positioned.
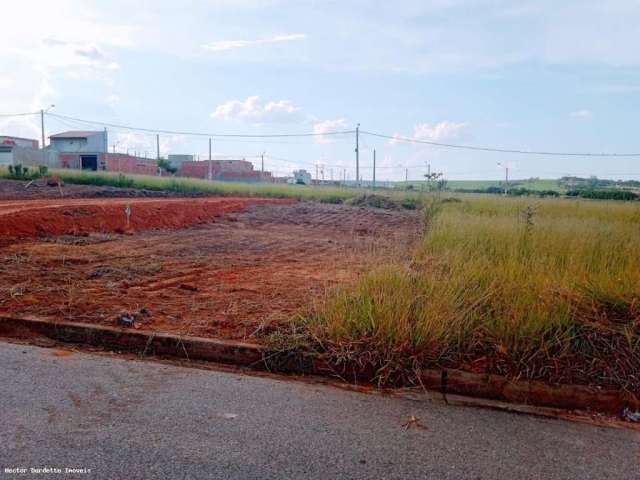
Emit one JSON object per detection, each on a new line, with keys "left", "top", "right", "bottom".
{"left": 0, "top": 197, "right": 291, "bottom": 238}
{"left": 345, "top": 194, "right": 417, "bottom": 210}
{"left": 44, "top": 176, "right": 64, "bottom": 187}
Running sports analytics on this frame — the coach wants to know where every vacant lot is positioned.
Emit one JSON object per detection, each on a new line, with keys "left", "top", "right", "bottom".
{"left": 301, "top": 196, "right": 640, "bottom": 391}
{"left": 0, "top": 189, "right": 419, "bottom": 340}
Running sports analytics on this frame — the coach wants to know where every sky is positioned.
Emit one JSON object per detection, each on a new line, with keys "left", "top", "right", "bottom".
{"left": 2, "top": 0, "right": 640, "bottom": 181}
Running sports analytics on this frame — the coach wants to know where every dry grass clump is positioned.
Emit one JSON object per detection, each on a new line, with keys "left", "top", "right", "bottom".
{"left": 297, "top": 196, "right": 640, "bottom": 390}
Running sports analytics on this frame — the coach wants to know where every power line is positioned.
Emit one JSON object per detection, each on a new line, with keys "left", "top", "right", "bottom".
{"left": 361, "top": 130, "right": 640, "bottom": 157}
{"left": 0, "top": 111, "right": 40, "bottom": 118}
{"left": 46, "top": 112, "right": 355, "bottom": 139}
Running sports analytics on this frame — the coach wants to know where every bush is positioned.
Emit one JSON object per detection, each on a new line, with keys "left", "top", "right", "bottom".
{"left": 8, "top": 164, "right": 29, "bottom": 179}
{"left": 567, "top": 189, "right": 638, "bottom": 201}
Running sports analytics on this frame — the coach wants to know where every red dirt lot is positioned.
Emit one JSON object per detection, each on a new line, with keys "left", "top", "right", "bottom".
{"left": 0, "top": 198, "right": 419, "bottom": 341}
{"left": 0, "top": 197, "right": 291, "bottom": 238}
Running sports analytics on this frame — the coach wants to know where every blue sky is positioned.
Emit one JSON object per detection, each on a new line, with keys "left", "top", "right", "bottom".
{"left": 2, "top": 0, "right": 640, "bottom": 181}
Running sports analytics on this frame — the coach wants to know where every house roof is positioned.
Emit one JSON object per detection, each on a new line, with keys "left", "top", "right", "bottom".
{"left": 0, "top": 135, "right": 38, "bottom": 142}
{"left": 49, "top": 131, "right": 102, "bottom": 139}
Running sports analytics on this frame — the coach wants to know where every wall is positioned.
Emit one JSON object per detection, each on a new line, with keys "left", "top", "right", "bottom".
{"left": 13, "top": 147, "right": 60, "bottom": 168}
{"left": 0, "top": 146, "right": 60, "bottom": 168}
{"left": 177, "top": 160, "right": 271, "bottom": 182}
{"left": 103, "top": 154, "right": 158, "bottom": 175}
{"left": 50, "top": 132, "right": 107, "bottom": 153}
{"left": 60, "top": 154, "right": 81, "bottom": 169}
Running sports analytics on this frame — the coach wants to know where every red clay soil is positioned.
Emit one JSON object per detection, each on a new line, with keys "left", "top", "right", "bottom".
{"left": 0, "top": 197, "right": 291, "bottom": 238}
{"left": 0, "top": 201, "right": 419, "bottom": 340}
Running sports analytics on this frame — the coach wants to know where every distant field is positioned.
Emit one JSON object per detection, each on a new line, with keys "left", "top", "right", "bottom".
{"left": 447, "top": 178, "right": 566, "bottom": 192}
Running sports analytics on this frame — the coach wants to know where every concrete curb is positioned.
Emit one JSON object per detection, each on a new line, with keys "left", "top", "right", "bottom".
{"left": 0, "top": 315, "right": 264, "bottom": 366}
{"left": 0, "top": 314, "right": 637, "bottom": 414}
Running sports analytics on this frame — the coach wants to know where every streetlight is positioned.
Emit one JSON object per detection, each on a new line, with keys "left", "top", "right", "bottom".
{"left": 498, "top": 162, "right": 509, "bottom": 195}
{"left": 40, "top": 104, "right": 55, "bottom": 150}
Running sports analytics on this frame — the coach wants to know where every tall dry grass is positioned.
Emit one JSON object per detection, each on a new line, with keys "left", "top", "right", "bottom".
{"left": 298, "top": 196, "right": 640, "bottom": 389}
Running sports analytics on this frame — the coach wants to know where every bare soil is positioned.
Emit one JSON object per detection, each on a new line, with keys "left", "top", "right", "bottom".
{"left": 0, "top": 197, "right": 419, "bottom": 341}
{"left": 0, "top": 178, "right": 190, "bottom": 200}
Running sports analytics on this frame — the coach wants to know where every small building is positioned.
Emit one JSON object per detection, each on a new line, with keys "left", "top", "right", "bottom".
{"left": 292, "top": 169, "right": 312, "bottom": 185}
{"left": 0, "top": 135, "right": 39, "bottom": 149}
{"left": 49, "top": 130, "right": 107, "bottom": 171}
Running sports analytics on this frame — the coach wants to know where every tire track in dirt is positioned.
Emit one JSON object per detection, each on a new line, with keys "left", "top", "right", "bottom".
{"left": 0, "top": 201, "right": 420, "bottom": 340}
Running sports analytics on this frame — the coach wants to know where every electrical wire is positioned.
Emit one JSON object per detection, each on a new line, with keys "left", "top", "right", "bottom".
{"left": 0, "top": 112, "right": 40, "bottom": 118}
{"left": 361, "top": 130, "right": 640, "bottom": 157}
{"left": 46, "top": 112, "right": 355, "bottom": 138}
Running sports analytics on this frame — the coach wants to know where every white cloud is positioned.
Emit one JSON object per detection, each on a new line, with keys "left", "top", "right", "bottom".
{"left": 111, "top": 132, "right": 185, "bottom": 156}
{"left": 211, "top": 96, "right": 307, "bottom": 125}
{"left": 313, "top": 118, "right": 350, "bottom": 144}
{"left": 389, "top": 121, "right": 470, "bottom": 145}
{"left": 203, "top": 34, "right": 306, "bottom": 52}
{"left": 35, "top": 39, "right": 120, "bottom": 71}
{"left": 570, "top": 109, "right": 593, "bottom": 119}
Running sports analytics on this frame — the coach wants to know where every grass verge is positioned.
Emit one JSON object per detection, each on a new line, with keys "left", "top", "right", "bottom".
{"left": 287, "top": 196, "right": 640, "bottom": 391}
{"left": 0, "top": 167, "right": 424, "bottom": 206}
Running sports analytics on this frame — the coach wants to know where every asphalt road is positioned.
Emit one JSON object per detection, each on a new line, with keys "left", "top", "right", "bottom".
{"left": 1, "top": 342, "right": 638, "bottom": 480}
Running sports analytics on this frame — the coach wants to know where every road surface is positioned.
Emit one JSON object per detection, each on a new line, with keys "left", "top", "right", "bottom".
{"left": 1, "top": 342, "right": 638, "bottom": 479}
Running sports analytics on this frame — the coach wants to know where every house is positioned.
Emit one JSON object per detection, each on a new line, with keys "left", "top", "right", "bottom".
{"left": 49, "top": 131, "right": 107, "bottom": 171}
{"left": 48, "top": 130, "right": 157, "bottom": 175}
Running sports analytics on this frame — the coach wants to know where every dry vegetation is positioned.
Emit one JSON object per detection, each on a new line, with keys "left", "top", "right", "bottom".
{"left": 293, "top": 195, "right": 640, "bottom": 391}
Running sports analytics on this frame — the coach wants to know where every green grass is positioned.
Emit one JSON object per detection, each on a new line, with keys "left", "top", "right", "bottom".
{"left": 294, "top": 195, "right": 640, "bottom": 389}
{"left": 0, "top": 167, "right": 423, "bottom": 204}
{"left": 446, "top": 178, "right": 566, "bottom": 192}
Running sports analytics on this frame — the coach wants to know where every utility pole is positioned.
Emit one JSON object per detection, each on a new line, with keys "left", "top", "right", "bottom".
{"left": 261, "top": 151, "right": 265, "bottom": 182}
{"left": 355, "top": 123, "right": 360, "bottom": 187}
{"left": 505, "top": 166, "right": 509, "bottom": 195}
{"left": 40, "top": 109, "right": 45, "bottom": 152}
{"left": 498, "top": 162, "right": 509, "bottom": 195}
{"left": 156, "top": 134, "right": 160, "bottom": 160}
{"left": 208, "top": 138, "right": 213, "bottom": 181}
{"left": 405, "top": 167, "right": 408, "bottom": 183}
{"left": 39, "top": 105, "right": 55, "bottom": 159}
{"left": 425, "top": 162, "right": 431, "bottom": 191}
{"left": 315, "top": 164, "right": 319, "bottom": 183}
{"left": 372, "top": 149, "right": 376, "bottom": 190}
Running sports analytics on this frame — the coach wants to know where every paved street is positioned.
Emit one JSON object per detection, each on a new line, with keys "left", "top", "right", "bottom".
{"left": 1, "top": 342, "right": 638, "bottom": 479}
